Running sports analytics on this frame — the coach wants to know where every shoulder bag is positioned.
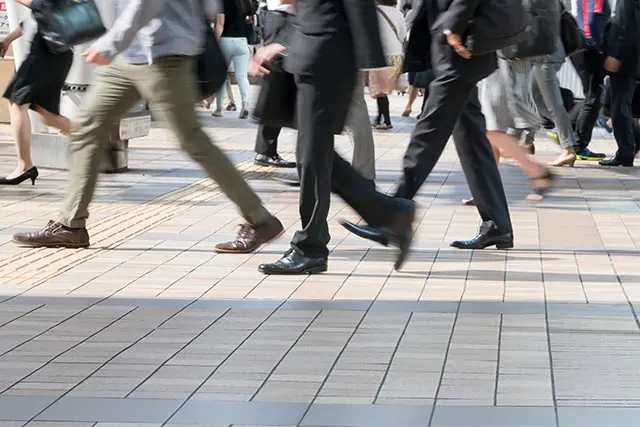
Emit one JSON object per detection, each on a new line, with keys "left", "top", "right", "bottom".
{"left": 450, "top": 0, "right": 528, "bottom": 56}
{"left": 197, "top": 3, "right": 229, "bottom": 99}
{"left": 375, "top": 7, "right": 406, "bottom": 92}
{"left": 559, "top": 3, "right": 587, "bottom": 56}
{"left": 34, "top": 0, "right": 106, "bottom": 54}
{"left": 499, "top": 0, "right": 559, "bottom": 59}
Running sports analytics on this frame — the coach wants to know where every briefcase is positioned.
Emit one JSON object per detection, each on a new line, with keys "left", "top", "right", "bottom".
{"left": 253, "top": 58, "right": 298, "bottom": 129}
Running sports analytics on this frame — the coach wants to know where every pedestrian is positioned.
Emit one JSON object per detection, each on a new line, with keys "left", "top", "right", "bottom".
{"left": 251, "top": 0, "right": 415, "bottom": 275}
{"left": 12, "top": 0, "right": 283, "bottom": 254}
{"left": 0, "top": 0, "right": 73, "bottom": 186}
{"left": 252, "top": 0, "right": 297, "bottom": 168}
{"left": 568, "top": 0, "right": 611, "bottom": 161}
{"left": 343, "top": 0, "right": 516, "bottom": 251}
{"left": 598, "top": 0, "right": 640, "bottom": 167}
{"left": 369, "top": 0, "right": 406, "bottom": 131}
{"left": 213, "top": 0, "right": 254, "bottom": 119}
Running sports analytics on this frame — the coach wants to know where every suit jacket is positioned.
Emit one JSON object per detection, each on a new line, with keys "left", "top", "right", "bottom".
{"left": 403, "top": 0, "right": 497, "bottom": 83}
{"left": 604, "top": 0, "right": 640, "bottom": 77}
{"left": 284, "top": 0, "right": 386, "bottom": 75}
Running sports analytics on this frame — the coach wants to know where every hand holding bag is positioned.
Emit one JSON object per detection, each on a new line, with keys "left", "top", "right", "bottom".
{"left": 35, "top": 0, "right": 107, "bottom": 54}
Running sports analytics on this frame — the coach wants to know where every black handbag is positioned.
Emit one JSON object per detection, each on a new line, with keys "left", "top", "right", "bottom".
{"left": 246, "top": 22, "right": 261, "bottom": 45}
{"left": 253, "top": 58, "right": 297, "bottom": 129}
{"left": 35, "top": 0, "right": 106, "bottom": 54}
{"left": 500, "top": 0, "right": 559, "bottom": 59}
{"left": 413, "top": 69, "right": 434, "bottom": 89}
{"left": 455, "top": 0, "right": 528, "bottom": 55}
{"left": 559, "top": 8, "right": 587, "bottom": 56}
{"left": 197, "top": 23, "right": 228, "bottom": 99}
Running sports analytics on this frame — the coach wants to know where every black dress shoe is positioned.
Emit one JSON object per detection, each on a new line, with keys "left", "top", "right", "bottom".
{"left": 274, "top": 174, "right": 301, "bottom": 187}
{"left": 598, "top": 156, "right": 634, "bottom": 167}
{"left": 340, "top": 199, "right": 415, "bottom": 271}
{"left": 255, "top": 154, "right": 297, "bottom": 168}
{"left": 259, "top": 250, "right": 328, "bottom": 275}
{"left": 341, "top": 222, "right": 389, "bottom": 246}
{"left": 450, "top": 222, "right": 513, "bottom": 250}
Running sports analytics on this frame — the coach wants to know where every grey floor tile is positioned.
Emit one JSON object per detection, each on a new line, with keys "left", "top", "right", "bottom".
{"left": 431, "top": 406, "right": 556, "bottom": 427}
{"left": 557, "top": 407, "right": 640, "bottom": 427}
{"left": 282, "top": 300, "right": 371, "bottom": 311}
{"left": 35, "top": 398, "right": 183, "bottom": 423}
{"left": 370, "top": 301, "right": 459, "bottom": 314}
{"left": 300, "top": 403, "right": 432, "bottom": 427}
{"left": 0, "top": 397, "right": 57, "bottom": 421}
{"left": 168, "top": 400, "right": 309, "bottom": 426}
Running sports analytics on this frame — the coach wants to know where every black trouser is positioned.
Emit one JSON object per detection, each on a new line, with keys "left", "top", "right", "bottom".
{"left": 569, "top": 47, "right": 607, "bottom": 152}
{"left": 254, "top": 11, "right": 291, "bottom": 158}
{"left": 375, "top": 96, "right": 391, "bottom": 125}
{"left": 610, "top": 73, "right": 640, "bottom": 162}
{"left": 292, "top": 73, "right": 402, "bottom": 258}
{"left": 397, "top": 75, "right": 512, "bottom": 234}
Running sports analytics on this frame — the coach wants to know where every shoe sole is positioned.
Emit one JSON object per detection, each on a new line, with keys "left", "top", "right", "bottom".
{"left": 576, "top": 156, "right": 606, "bottom": 161}
{"left": 451, "top": 242, "right": 514, "bottom": 250}
{"left": 254, "top": 160, "right": 296, "bottom": 169}
{"left": 214, "top": 228, "right": 285, "bottom": 254}
{"left": 12, "top": 238, "right": 90, "bottom": 249}
{"left": 258, "top": 264, "right": 328, "bottom": 275}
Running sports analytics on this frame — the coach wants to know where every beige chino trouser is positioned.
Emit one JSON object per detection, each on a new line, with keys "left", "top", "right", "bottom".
{"left": 58, "top": 56, "right": 270, "bottom": 229}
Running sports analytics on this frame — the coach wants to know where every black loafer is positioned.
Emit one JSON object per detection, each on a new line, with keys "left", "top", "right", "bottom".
{"left": 341, "top": 222, "right": 389, "bottom": 246}
{"left": 259, "top": 250, "right": 328, "bottom": 275}
{"left": 598, "top": 156, "right": 634, "bottom": 167}
{"left": 450, "top": 220, "right": 514, "bottom": 250}
{"left": 274, "top": 174, "right": 301, "bottom": 187}
{"left": 255, "top": 154, "right": 296, "bottom": 168}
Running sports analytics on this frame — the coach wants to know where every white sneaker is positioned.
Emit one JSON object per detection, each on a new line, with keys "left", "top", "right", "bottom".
{"left": 212, "top": 108, "right": 223, "bottom": 117}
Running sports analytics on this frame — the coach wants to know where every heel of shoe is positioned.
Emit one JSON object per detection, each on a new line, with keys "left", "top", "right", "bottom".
{"left": 496, "top": 242, "right": 514, "bottom": 250}
{"left": 31, "top": 176, "right": 36, "bottom": 185}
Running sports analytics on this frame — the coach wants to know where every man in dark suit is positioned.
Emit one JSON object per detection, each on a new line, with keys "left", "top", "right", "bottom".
{"left": 251, "top": 0, "right": 416, "bottom": 275}
{"left": 598, "top": 0, "right": 640, "bottom": 167}
{"left": 253, "top": 0, "right": 297, "bottom": 168}
{"left": 342, "top": 0, "right": 514, "bottom": 250}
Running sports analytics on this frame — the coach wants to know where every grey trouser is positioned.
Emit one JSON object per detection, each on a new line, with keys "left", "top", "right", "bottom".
{"left": 532, "top": 50, "right": 577, "bottom": 150}
{"left": 344, "top": 72, "right": 376, "bottom": 180}
{"left": 58, "top": 56, "right": 270, "bottom": 229}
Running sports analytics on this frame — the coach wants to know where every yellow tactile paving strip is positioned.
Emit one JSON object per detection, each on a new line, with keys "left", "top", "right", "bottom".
{"left": 0, "top": 161, "right": 273, "bottom": 288}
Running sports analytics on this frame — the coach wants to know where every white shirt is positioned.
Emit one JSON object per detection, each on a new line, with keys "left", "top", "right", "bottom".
{"left": 266, "top": 0, "right": 295, "bottom": 14}
{"left": 376, "top": 5, "right": 407, "bottom": 57}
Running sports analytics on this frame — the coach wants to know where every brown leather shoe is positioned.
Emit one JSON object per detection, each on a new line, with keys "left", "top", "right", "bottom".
{"left": 215, "top": 216, "right": 284, "bottom": 253}
{"left": 12, "top": 220, "right": 90, "bottom": 248}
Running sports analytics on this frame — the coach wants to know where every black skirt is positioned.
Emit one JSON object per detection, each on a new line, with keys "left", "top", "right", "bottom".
{"left": 3, "top": 32, "right": 73, "bottom": 115}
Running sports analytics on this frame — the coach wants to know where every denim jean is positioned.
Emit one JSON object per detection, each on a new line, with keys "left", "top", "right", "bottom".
{"left": 217, "top": 37, "right": 252, "bottom": 110}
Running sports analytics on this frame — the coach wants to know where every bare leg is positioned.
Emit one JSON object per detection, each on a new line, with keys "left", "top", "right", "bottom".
{"left": 36, "top": 106, "right": 71, "bottom": 136}
{"left": 403, "top": 86, "right": 419, "bottom": 116}
{"left": 226, "top": 80, "right": 236, "bottom": 106}
{"left": 6, "top": 102, "right": 33, "bottom": 179}
{"left": 487, "top": 130, "right": 551, "bottom": 200}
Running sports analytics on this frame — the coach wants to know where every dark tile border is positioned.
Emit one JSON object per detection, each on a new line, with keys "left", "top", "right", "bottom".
{"left": 0, "top": 396, "right": 57, "bottom": 421}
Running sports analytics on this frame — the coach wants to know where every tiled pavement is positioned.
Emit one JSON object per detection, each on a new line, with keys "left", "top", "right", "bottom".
{"left": 0, "top": 91, "right": 639, "bottom": 427}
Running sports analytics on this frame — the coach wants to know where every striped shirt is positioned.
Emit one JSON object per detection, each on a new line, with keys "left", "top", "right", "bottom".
{"left": 571, "top": 0, "right": 611, "bottom": 46}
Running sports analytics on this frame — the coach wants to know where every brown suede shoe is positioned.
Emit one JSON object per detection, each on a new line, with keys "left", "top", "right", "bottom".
{"left": 215, "top": 216, "right": 284, "bottom": 254}
{"left": 12, "top": 221, "right": 90, "bottom": 248}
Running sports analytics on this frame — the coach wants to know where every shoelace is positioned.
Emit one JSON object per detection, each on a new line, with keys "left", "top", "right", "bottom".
{"left": 235, "top": 224, "right": 255, "bottom": 242}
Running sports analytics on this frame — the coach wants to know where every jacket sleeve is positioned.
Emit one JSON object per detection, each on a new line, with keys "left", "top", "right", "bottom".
{"left": 342, "top": 0, "right": 387, "bottom": 70}
{"left": 440, "top": 0, "right": 481, "bottom": 36}
{"left": 606, "top": 0, "right": 640, "bottom": 61}
{"left": 91, "top": 0, "right": 171, "bottom": 61}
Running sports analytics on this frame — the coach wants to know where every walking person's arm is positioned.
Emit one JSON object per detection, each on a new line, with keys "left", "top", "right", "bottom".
{"left": 0, "top": 27, "right": 23, "bottom": 58}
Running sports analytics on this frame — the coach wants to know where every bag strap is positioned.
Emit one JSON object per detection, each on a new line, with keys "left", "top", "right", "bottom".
{"left": 376, "top": 6, "right": 401, "bottom": 44}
